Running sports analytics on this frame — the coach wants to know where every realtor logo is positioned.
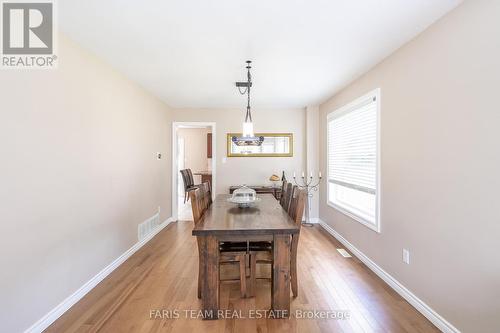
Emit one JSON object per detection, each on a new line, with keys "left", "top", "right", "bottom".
{"left": 1, "top": 1, "right": 57, "bottom": 68}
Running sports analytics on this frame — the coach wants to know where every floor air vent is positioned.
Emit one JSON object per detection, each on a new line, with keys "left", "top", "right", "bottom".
{"left": 336, "top": 248, "right": 352, "bottom": 258}
{"left": 138, "top": 213, "right": 160, "bottom": 241}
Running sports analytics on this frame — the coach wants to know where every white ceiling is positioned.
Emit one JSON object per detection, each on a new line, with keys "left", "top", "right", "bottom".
{"left": 60, "top": 0, "right": 462, "bottom": 109}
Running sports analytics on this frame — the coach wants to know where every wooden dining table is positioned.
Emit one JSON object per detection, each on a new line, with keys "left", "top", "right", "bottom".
{"left": 192, "top": 194, "right": 299, "bottom": 319}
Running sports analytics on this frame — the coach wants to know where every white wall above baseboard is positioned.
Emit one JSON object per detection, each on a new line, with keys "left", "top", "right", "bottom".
{"left": 308, "top": 217, "right": 320, "bottom": 224}
{"left": 306, "top": 106, "right": 320, "bottom": 220}
{"left": 24, "top": 216, "right": 175, "bottom": 333}
{"left": 318, "top": 219, "right": 460, "bottom": 333}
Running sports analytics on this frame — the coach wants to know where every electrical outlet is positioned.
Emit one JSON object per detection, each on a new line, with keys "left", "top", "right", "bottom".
{"left": 156, "top": 152, "right": 162, "bottom": 160}
{"left": 402, "top": 249, "right": 410, "bottom": 264}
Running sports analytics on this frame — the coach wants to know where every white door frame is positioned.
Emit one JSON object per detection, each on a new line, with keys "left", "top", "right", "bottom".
{"left": 172, "top": 122, "right": 216, "bottom": 221}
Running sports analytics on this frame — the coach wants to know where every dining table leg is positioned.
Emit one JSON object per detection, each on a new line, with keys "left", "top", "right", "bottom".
{"left": 199, "top": 235, "right": 219, "bottom": 319}
{"left": 271, "top": 233, "right": 291, "bottom": 318}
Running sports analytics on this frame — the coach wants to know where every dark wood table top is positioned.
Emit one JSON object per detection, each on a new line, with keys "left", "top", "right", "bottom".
{"left": 192, "top": 194, "right": 299, "bottom": 236}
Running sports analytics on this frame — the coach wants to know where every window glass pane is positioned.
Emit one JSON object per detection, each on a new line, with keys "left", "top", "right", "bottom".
{"left": 328, "top": 182, "right": 375, "bottom": 224}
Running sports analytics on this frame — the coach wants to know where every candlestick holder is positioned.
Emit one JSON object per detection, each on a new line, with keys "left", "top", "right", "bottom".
{"left": 293, "top": 173, "right": 322, "bottom": 227}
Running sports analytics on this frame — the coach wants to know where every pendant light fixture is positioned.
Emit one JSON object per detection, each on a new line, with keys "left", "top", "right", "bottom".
{"left": 232, "top": 61, "right": 264, "bottom": 146}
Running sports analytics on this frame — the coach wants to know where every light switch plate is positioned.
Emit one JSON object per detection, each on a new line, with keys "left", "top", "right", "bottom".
{"left": 402, "top": 248, "right": 410, "bottom": 264}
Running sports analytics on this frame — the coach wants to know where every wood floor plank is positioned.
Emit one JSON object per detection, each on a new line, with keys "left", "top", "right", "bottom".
{"left": 44, "top": 221, "right": 439, "bottom": 333}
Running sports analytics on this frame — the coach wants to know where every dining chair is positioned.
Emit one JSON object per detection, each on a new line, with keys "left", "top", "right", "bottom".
{"left": 281, "top": 182, "right": 293, "bottom": 212}
{"left": 201, "top": 181, "right": 212, "bottom": 209}
{"left": 288, "top": 185, "right": 300, "bottom": 217}
{"left": 279, "top": 180, "right": 288, "bottom": 202}
{"left": 180, "top": 169, "right": 200, "bottom": 203}
{"left": 190, "top": 187, "right": 250, "bottom": 298}
{"left": 249, "top": 185, "right": 306, "bottom": 297}
{"left": 287, "top": 186, "right": 306, "bottom": 296}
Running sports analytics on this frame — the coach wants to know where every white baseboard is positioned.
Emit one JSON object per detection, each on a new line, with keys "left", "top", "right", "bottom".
{"left": 24, "top": 216, "right": 175, "bottom": 333}
{"left": 318, "top": 219, "right": 460, "bottom": 333}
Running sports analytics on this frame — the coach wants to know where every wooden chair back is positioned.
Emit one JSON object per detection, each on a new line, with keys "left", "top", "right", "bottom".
{"left": 289, "top": 187, "right": 306, "bottom": 298}
{"left": 189, "top": 188, "right": 206, "bottom": 224}
{"left": 187, "top": 169, "right": 195, "bottom": 185}
{"left": 289, "top": 187, "right": 306, "bottom": 226}
{"left": 201, "top": 182, "right": 212, "bottom": 209}
{"left": 180, "top": 169, "right": 194, "bottom": 189}
{"left": 180, "top": 169, "right": 189, "bottom": 191}
{"left": 280, "top": 181, "right": 288, "bottom": 207}
{"left": 281, "top": 182, "right": 293, "bottom": 212}
{"left": 279, "top": 180, "right": 287, "bottom": 203}
{"left": 287, "top": 185, "right": 298, "bottom": 216}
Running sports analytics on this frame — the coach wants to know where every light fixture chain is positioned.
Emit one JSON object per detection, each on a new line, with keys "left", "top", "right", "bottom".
{"left": 232, "top": 60, "right": 263, "bottom": 146}
{"left": 245, "top": 64, "right": 252, "bottom": 122}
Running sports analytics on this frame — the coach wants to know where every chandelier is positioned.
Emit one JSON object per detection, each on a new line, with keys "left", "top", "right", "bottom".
{"left": 232, "top": 61, "right": 264, "bottom": 146}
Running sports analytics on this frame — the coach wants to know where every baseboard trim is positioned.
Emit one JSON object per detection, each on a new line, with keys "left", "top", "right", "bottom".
{"left": 24, "top": 216, "right": 175, "bottom": 333}
{"left": 318, "top": 219, "right": 460, "bottom": 333}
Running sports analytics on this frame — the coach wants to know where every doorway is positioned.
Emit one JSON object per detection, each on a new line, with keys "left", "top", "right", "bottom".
{"left": 172, "top": 122, "right": 216, "bottom": 221}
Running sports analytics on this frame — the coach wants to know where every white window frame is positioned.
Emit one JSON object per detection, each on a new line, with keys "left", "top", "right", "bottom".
{"left": 326, "top": 88, "right": 381, "bottom": 233}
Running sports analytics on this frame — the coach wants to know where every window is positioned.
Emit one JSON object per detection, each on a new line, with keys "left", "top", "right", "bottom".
{"left": 327, "top": 89, "right": 380, "bottom": 232}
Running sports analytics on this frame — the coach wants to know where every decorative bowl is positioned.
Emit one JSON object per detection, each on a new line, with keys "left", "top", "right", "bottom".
{"left": 227, "top": 185, "right": 261, "bottom": 208}
{"left": 227, "top": 196, "right": 261, "bottom": 208}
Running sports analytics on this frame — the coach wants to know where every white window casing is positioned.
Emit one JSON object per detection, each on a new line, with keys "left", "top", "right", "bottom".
{"left": 327, "top": 89, "right": 381, "bottom": 232}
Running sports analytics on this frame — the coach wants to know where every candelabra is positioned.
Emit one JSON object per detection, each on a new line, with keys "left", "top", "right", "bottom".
{"left": 293, "top": 172, "right": 322, "bottom": 227}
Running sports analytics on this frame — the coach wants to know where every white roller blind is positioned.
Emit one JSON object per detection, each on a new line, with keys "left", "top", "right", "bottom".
{"left": 328, "top": 96, "right": 377, "bottom": 194}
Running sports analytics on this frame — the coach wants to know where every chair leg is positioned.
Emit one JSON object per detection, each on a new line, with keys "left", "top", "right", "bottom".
{"left": 249, "top": 252, "right": 257, "bottom": 297}
{"left": 197, "top": 260, "right": 202, "bottom": 299}
{"left": 239, "top": 255, "right": 247, "bottom": 298}
{"left": 197, "top": 239, "right": 202, "bottom": 299}
{"left": 291, "top": 235, "right": 299, "bottom": 297}
{"left": 184, "top": 191, "right": 188, "bottom": 204}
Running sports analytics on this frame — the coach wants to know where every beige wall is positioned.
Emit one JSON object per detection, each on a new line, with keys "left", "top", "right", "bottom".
{"left": 318, "top": 1, "right": 500, "bottom": 331}
{"left": 0, "top": 34, "right": 172, "bottom": 332}
{"left": 177, "top": 127, "right": 210, "bottom": 184}
{"left": 171, "top": 108, "right": 306, "bottom": 195}
{"left": 306, "top": 106, "right": 320, "bottom": 220}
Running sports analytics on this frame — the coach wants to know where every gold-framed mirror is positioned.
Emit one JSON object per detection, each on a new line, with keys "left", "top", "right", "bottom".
{"left": 227, "top": 133, "right": 293, "bottom": 157}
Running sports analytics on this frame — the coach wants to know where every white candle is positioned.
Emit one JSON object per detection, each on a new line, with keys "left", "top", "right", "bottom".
{"left": 310, "top": 172, "right": 313, "bottom": 177}
{"left": 319, "top": 171, "right": 322, "bottom": 178}
{"left": 293, "top": 172, "right": 296, "bottom": 178}
{"left": 302, "top": 172, "right": 305, "bottom": 178}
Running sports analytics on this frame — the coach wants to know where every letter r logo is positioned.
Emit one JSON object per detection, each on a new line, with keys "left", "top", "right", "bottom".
{"left": 2, "top": 2, "right": 53, "bottom": 54}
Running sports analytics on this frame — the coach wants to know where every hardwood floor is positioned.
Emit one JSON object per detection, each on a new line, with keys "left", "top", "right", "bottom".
{"left": 45, "top": 221, "right": 439, "bottom": 333}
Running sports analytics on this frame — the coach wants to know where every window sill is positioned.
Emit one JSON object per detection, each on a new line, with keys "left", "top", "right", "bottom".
{"left": 327, "top": 201, "right": 380, "bottom": 233}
